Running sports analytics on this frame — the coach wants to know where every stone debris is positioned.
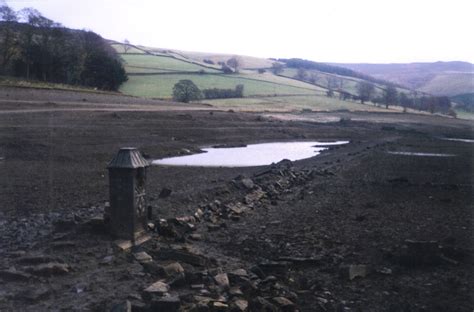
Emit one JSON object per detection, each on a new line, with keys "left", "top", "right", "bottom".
{"left": 231, "top": 299, "right": 249, "bottom": 311}
{"left": 143, "top": 281, "right": 170, "bottom": 299}
{"left": 99, "top": 255, "right": 115, "bottom": 265}
{"left": 240, "top": 177, "right": 255, "bottom": 190}
{"left": 229, "top": 286, "right": 244, "bottom": 296}
{"left": 155, "top": 247, "right": 208, "bottom": 266}
{"left": 244, "top": 189, "right": 266, "bottom": 205}
{"left": 212, "top": 301, "right": 229, "bottom": 310}
{"left": 341, "top": 264, "right": 369, "bottom": 280}
{"left": 272, "top": 296, "right": 296, "bottom": 311}
{"left": 163, "top": 262, "right": 185, "bottom": 276}
{"left": 214, "top": 273, "right": 230, "bottom": 290}
{"left": 133, "top": 251, "right": 152, "bottom": 264}
{"left": 189, "top": 233, "right": 203, "bottom": 241}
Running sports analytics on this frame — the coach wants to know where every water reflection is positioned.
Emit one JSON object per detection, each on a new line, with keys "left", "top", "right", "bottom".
{"left": 153, "top": 141, "right": 349, "bottom": 167}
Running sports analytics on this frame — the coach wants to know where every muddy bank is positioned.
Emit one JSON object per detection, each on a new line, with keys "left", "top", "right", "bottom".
{"left": 0, "top": 88, "right": 472, "bottom": 311}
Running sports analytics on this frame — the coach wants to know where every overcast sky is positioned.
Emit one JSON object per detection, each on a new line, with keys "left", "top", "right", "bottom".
{"left": 6, "top": 0, "right": 474, "bottom": 63}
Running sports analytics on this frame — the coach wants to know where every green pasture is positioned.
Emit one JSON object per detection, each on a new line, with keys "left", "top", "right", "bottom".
{"left": 201, "top": 95, "right": 392, "bottom": 112}
{"left": 111, "top": 43, "right": 146, "bottom": 54}
{"left": 120, "top": 54, "right": 221, "bottom": 74}
{"left": 119, "top": 74, "right": 322, "bottom": 99}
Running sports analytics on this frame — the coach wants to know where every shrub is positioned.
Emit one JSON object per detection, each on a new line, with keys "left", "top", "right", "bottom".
{"left": 202, "top": 84, "right": 244, "bottom": 99}
{"left": 172, "top": 80, "right": 202, "bottom": 103}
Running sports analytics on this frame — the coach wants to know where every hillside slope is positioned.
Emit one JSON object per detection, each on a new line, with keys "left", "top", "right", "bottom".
{"left": 334, "top": 61, "right": 473, "bottom": 96}
{"left": 112, "top": 42, "right": 462, "bottom": 116}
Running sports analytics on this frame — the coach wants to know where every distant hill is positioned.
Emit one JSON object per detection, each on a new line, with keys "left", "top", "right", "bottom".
{"left": 333, "top": 61, "right": 474, "bottom": 96}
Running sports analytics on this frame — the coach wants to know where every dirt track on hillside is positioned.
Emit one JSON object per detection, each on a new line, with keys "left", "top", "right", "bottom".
{"left": 0, "top": 86, "right": 472, "bottom": 311}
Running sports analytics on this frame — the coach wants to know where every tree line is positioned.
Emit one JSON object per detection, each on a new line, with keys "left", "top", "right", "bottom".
{"left": 0, "top": 4, "right": 127, "bottom": 91}
{"left": 279, "top": 58, "right": 401, "bottom": 88}
{"left": 354, "top": 81, "right": 455, "bottom": 116}
{"left": 172, "top": 80, "right": 244, "bottom": 103}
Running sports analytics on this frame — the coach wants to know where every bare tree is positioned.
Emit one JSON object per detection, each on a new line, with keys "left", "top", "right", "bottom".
{"left": 271, "top": 62, "right": 284, "bottom": 75}
{"left": 308, "top": 73, "right": 320, "bottom": 84}
{"left": 295, "top": 68, "right": 307, "bottom": 80}
{"left": 356, "top": 81, "right": 375, "bottom": 104}
{"left": 327, "top": 76, "right": 342, "bottom": 90}
{"left": 123, "top": 39, "right": 130, "bottom": 53}
{"left": 226, "top": 56, "right": 242, "bottom": 73}
{"left": 383, "top": 85, "right": 398, "bottom": 109}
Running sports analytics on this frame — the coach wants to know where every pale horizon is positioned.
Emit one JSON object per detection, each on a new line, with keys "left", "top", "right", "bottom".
{"left": 5, "top": 0, "right": 474, "bottom": 64}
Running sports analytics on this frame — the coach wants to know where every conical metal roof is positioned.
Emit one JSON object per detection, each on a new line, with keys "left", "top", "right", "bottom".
{"left": 107, "top": 147, "right": 149, "bottom": 169}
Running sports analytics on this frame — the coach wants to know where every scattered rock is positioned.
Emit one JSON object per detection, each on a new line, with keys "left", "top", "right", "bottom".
{"left": 164, "top": 262, "right": 185, "bottom": 276}
{"left": 99, "top": 255, "right": 115, "bottom": 265}
{"left": 229, "top": 286, "right": 243, "bottom": 296}
{"left": 231, "top": 299, "right": 248, "bottom": 311}
{"left": 189, "top": 233, "right": 203, "bottom": 241}
{"left": 133, "top": 252, "right": 152, "bottom": 264}
{"left": 143, "top": 281, "right": 170, "bottom": 300}
{"left": 212, "top": 301, "right": 229, "bottom": 310}
{"left": 155, "top": 247, "right": 208, "bottom": 266}
{"left": 228, "top": 269, "right": 248, "bottom": 285}
{"left": 376, "top": 267, "right": 393, "bottom": 275}
{"left": 272, "top": 297, "right": 296, "bottom": 311}
{"left": 214, "top": 273, "right": 230, "bottom": 290}
{"left": 244, "top": 190, "right": 266, "bottom": 205}
{"left": 341, "top": 264, "right": 369, "bottom": 280}
{"left": 241, "top": 178, "right": 255, "bottom": 190}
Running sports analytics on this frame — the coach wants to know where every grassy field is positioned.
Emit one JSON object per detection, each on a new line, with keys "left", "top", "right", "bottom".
{"left": 418, "top": 72, "right": 474, "bottom": 96}
{"left": 200, "top": 95, "right": 392, "bottom": 112}
{"left": 120, "top": 54, "right": 220, "bottom": 73}
{"left": 0, "top": 76, "right": 113, "bottom": 94}
{"left": 279, "top": 68, "right": 392, "bottom": 96}
{"left": 170, "top": 50, "right": 276, "bottom": 69}
{"left": 117, "top": 46, "right": 329, "bottom": 99}
{"left": 120, "top": 73, "right": 322, "bottom": 99}
{"left": 454, "top": 110, "right": 474, "bottom": 121}
{"left": 110, "top": 43, "right": 146, "bottom": 54}
{"left": 112, "top": 44, "right": 434, "bottom": 115}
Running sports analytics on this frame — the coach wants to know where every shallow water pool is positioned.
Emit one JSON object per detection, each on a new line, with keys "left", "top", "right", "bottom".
{"left": 153, "top": 141, "right": 349, "bottom": 167}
